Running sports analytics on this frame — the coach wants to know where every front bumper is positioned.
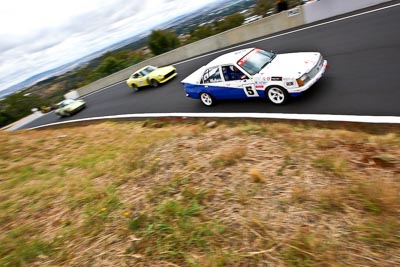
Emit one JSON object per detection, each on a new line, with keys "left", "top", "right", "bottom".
{"left": 288, "top": 59, "right": 327, "bottom": 94}
{"left": 158, "top": 70, "right": 177, "bottom": 83}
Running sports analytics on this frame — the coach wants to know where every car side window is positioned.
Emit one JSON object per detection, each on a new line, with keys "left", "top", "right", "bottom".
{"left": 222, "top": 65, "right": 247, "bottom": 81}
{"left": 202, "top": 66, "right": 222, "bottom": 84}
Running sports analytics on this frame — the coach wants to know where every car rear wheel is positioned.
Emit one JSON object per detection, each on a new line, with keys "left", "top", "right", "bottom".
{"left": 266, "top": 86, "right": 289, "bottom": 105}
{"left": 200, "top": 92, "right": 214, "bottom": 106}
{"left": 151, "top": 79, "right": 159, "bottom": 87}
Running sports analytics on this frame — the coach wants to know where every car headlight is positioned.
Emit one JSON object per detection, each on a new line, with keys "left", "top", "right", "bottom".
{"left": 296, "top": 74, "right": 309, "bottom": 86}
{"left": 158, "top": 75, "right": 163, "bottom": 78}
{"left": 300, "top": 74, "right": 309, "bottom": 81}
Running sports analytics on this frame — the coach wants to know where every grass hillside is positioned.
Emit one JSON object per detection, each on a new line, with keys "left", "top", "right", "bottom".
{"left": 0, "top": 119, "right": 399, "bottom": 266}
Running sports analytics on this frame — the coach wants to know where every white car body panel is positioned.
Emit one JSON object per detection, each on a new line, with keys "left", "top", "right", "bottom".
{"left": 260, "top": 52, "right": 321, "bottom": 78}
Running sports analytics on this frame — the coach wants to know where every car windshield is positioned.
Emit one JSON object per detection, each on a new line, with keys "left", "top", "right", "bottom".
{"left": 58, "top": 99, "right": 74, "bottom": 108}
{"left": 237, "top": 49, "right": 276, "bottom": 75}
{"left": 141, "top": 66, "right": 157, "bottom": 75}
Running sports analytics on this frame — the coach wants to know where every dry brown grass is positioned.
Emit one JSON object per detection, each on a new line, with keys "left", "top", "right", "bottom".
{"left": 0, "top": 119, "right": 399, "bottom": 266}
{"left": 248, "top": 168, "right": 265, "bottom": 183}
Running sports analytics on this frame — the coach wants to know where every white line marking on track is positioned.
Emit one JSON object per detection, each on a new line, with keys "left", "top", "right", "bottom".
{"left": 29, "top": 113, "right": 400, "bottom": 130}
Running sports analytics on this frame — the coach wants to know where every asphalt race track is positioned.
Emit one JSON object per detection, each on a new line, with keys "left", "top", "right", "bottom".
{"left": 23, "top": 2, "right": 400, "bottom": 129}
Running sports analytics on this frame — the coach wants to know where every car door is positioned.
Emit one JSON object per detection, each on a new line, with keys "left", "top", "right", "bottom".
{"left": 201, "top": 66, "right": 228, "bottom": 99}
{"left": 221, "top": 65, "right": 257, "bottom": 99}
{"left": 136, "top": 71, "right": 150, "bottom": 87}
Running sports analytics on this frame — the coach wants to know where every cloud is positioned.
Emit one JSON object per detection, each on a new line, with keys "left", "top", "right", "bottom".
{"left": 0, "top": 0, "right": 217, "bottom": 91}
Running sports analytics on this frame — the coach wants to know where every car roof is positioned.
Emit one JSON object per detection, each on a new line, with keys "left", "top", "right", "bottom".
{"left": 135, "top": 65, "right": 156, "bottom": 73}
{"left": 58, "top": 99, "right": 75, "bottom": 104}
{"left": 205, "top": 48, "right": 254, "bottom": 68}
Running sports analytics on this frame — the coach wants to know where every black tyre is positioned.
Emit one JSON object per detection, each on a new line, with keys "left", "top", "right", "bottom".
{"left": 151, "top": 79, "right": 159, "bottom": 87}
{"left": 200, "top": 92, "right": 215, "bottom": 106}
{"left": 266, "top": 86, "right": 289, "bottom": 105}
{"left": 131, "top": 84, "right": 139, "bottom": 92}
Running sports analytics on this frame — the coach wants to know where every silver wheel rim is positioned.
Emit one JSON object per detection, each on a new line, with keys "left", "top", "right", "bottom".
{"left": 268, "top": 87, "right": 285, "bottom": 104}
{"left": 201, "top": 93, "right": 212, "bottom": 106}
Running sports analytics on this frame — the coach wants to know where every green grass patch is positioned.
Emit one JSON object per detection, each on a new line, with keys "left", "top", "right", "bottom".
{"left": 82, "top": 186, "right": 121, "bottom": 233}
{"left": 276, "top": 154, "right": 292, "bottom": 176}
{"left": 350, "top": 179, "right": 399, "bottom": 215}
{"left": 1, "top": 166, "right": 36, "bottom": 190}
{"left": 0, "top": 225, "right": 54, "bottom": 267}
{"left": 282, "top": 231, "right": 336, "bottom": 266}
{"left": 353, "top": 217, "right": 400, "bottom": 249}
{"left": 312, "top": 155, "right": 348, "bottom": 177}
{"left": 239, "top": 124, "right": 267, "bottom": 136}
{"left": 316, "top": 187, "right": 346, "bottom": 213}
{"left": 127, "top": 195, "right": 225, "bottom": 265}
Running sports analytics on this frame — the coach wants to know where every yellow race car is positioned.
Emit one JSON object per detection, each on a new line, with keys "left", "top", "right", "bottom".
{"left": 126, "top": 65, "right": 177, "bottom": 90}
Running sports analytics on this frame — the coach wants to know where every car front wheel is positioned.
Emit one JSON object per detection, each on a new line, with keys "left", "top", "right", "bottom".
{"left": 266, "top": 86, "right": 289, "bottom": 105}
{"left": 60, "top": 112, "right": 70, "bottom": 118}
{"left": 151, "top": 79, "right": 159, "bottom": 87}
{"left": 200, "top": 92, "right": 214, "bottom": 106}
{"left": 131, "top": 84, "right": 138, "bottom": 91}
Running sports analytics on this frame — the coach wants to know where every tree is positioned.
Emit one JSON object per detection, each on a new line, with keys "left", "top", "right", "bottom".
{"left": 0, "top": 92, "right": 46, "bottom": 127}
{"left": 0, "top": 111, "right": 14, "bottom": 128}
{"left": 215, "top": 13, "right": 245, "bottom": 33}
{"left": 277, "top": 0, "right": 289, "bottom": 12}
{"left": 188, "top": 25, "right": 214, "bottom": 43}
{"left": 253, "top": 0, "right": 274, "bottom": 16}
{"left": 103, "top": 50, "right": 144, "bottom": 69}
{"left": 76, "top": 50, "right": 145, "bottom": 87}
{"left": 96, "top": 56, "right": 123, "bottom": 76}
{"left": 147, "top": 30, "right": 180, "bottom": 56}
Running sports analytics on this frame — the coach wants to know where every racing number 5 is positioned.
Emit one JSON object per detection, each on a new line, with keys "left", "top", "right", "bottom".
{"left": 243, "top": 84, "right": 259, "bottom": 97}
{"left": 245, "top": 86, "right": 255, "bottom": 95}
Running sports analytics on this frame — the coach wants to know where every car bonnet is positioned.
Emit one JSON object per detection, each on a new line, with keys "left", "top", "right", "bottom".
{"left": 260, "top": 52, "right": 321, "bottom": 78}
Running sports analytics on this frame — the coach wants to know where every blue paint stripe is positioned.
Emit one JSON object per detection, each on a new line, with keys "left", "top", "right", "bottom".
{"left": 183, "top": 83, "right": 265, "bottom": 100}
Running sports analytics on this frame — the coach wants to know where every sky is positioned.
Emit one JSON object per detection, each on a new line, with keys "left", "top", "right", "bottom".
{"left": 0, "top": 0, "right": 219, "bottom": 92}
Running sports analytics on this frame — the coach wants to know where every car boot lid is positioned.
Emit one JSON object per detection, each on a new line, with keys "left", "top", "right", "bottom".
{"left": 181, "top": 66, "right": 206, "bottom": 85}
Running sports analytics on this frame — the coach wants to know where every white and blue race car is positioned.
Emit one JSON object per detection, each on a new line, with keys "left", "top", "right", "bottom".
{"left": 181, "top": 48, "right": 327, "bottom": 106}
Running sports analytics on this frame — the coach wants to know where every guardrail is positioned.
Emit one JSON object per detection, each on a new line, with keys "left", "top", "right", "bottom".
{"left": 75, "top": 0, "right": 393, "bottom": 98}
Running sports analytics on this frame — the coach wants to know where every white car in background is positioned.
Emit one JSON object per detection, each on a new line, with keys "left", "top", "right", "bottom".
{"left": 55, "top": 99, "right": 86, "bottom": 117}
{"left": 181, "top": 48, "right": 327, "bottom": 106}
